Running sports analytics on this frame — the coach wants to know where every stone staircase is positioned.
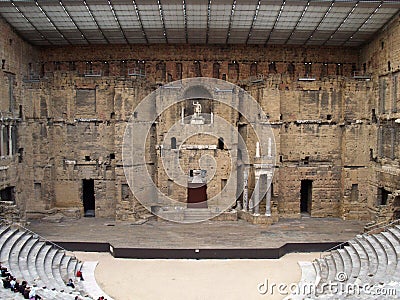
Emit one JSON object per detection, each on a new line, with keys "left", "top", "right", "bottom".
{"left": 0, "top": 224, "right": 111, "bottom": 300}
{"left": 287, "top": 224, "right": 400, "bottom": 299}
{"left": 183, "top": 208, "right": 212, "bottom": 222}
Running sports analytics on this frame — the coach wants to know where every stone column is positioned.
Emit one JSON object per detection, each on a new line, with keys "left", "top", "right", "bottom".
{"left": 181, "top": 107, "right": 185, "bottom": 124}
{"left": 242, "top": 169, "right": 249, "bottom": 211}
{"left": 0, "top": 125, "right": 3, "bottom": 157}
{"left": 8, "top": 125, "right": 12, "bottom": 157}
{"left": 254, "top": 174, "right": 260, "bottom": 215}
{"left": 265, "top": 173, "right": 272, "bottom": 217}
{"left": 255, "top": 142, "right": 260, "bottom": 158}
{"left": 267, "top": 138, "right": 272, "bottom": 157}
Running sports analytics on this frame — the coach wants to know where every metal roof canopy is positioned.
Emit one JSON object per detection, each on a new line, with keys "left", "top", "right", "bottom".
{"left": 0, "top": 0, "right": 399, "bottom": 46}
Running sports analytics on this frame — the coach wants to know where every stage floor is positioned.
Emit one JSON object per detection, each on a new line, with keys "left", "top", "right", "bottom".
{"left": 27, "top": 216, "right": 366, "bottom": 249}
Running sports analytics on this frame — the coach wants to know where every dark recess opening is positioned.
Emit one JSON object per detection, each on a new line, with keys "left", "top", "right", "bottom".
{"left": 171, "top": 137, "right": 177, "bottom": 149}
{"left": 18, "top": 148, "right": 23, "bottom": 163}
{"left": 82, "top": 179, "right": 95, "bottom": 217}
{"left": 0, "top": 187, "right": 15, "bottom": 203}
{"left": 300, "top": 180, "right": 312, "bottom": 214}
{"left": 218, "top": 137, "right": 224, "bottom": 150}
{"left": 372, "top": 109, "right": 377, "bottom": 123}
{"left": 378, "top": 187, "right": 390, "bottom": 206}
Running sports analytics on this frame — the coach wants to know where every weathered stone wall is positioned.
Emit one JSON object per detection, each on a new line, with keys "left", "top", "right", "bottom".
{"left": 4, "top": 11, "right": 400, "bottom": 222}
{"left": 359, "top": 13, "right": 400, "bottom": 224}
{"left": 0, "top": 17, "right": 39, "bottom": 222}
{"left": 19, "top": 42, "right": 373, "bottom": 221}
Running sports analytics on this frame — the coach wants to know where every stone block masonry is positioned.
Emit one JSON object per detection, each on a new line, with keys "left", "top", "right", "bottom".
{"left": 0, "top": 12, "right": 399, "bottom": 224}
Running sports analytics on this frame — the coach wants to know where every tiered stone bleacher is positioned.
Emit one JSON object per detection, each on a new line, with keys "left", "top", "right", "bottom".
{"left": 287, "top": 224, "right": 400, "bottom": 299}
{"left": 0, "top": 224, "right": 93, "bottom": 299}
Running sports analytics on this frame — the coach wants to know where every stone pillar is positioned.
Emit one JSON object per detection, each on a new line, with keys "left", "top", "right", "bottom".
{"left": 265, "top": 173, "right": 272, "bottom": 217}
{"left": 255, "top": 142, "right": 260, "bottom": 158}
{"left": 0, "top": 125, "right": 3, "bottom": 156}
{"left": 254, "top": 174, "right": 260, "bottom": 215}
{"left": 242, "top": 169, "right": 249, "bottom": 211}
{"left": 181, "top": 107, "right": 184, "bottom": 124}
{"left": 267, "top": 138, "right": 272, "bottom": 157}
{"left": 8, "top": 125, "right": 12, "bottom": 157}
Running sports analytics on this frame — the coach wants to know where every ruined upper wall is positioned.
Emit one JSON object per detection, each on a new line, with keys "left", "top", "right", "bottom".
{"left": 0, "top": 16, "right": 39, "bottom": 79}
{"left": 360, "top": 12, "right": 400, "bottom": 77}
{"left": 40, "top": 44, "right": 358, "bottom": 64}
{"left": 38, "top": 44, "right": 359, "bottom": 83}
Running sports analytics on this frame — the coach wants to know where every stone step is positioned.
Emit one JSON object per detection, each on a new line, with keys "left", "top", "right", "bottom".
{"left": 387, "top": 227, "right": 400, "bottom": 244}
{"left": 0, "top": 224, "right": 92, "bottom": 298}
{"left": 0, "top": 287, "right": 25, "bottom": 299}
{"left": 364, "top": 234, "right": 388, "bottom": 284}
{"left": 355, "top": 235, "right": 378, "bottom": 279}
{"left": 75, "top": 261, "right": 83, "bottom": 277}
{"left": 315, "top": 258, "right": 329, "bottom": 293}
{"left": 376, "top": 233, "right": 397, "bottom": 277}
{"left": 60, "top": 255, "right": 73, "bottom": 282}
{"left": 344, "top": 245, "right": 361, "bottom": 283}
{"left": 80, "top": 261, "right": 114, "bottom": 300}
{"left": 35, "top": 244, "right": 54, "bottom": 289}
{"left": 36, "top": 287, "right": 75, "bottom": 300}
{"left": 4, "top": 231, "right": 25, "bottom": 275}
{"left": 183, "top": 209, "right": 212, "bottom": 221}
{"left": 385, "top": 228, "right": 400, "bottom": 282}
{"left": 312, "top": 260, "right": 321, "bottom": 286}
{"left": 19, "top": 236, "right": 38, "bottom": 282}
{"left": 52, "top": 250, "right": 71, "bottom": 291}
{"left": 67, "top": 257, "right": 79, "bottom": 279}
{"left": 0, "top": 228, "right": 20, "bottom": 262}
{"left": 331, "top": 250, "right": 345, "bottom": 277}
{"left": 348, "top": 240, "right": 369, "bottom": 284}
{"left": 9, "top": 232, "right": 31, "bottom": 280}
{"left": 44, "top": 247, "right": 66, "bottom": 291}
{"left": 0, "top": 225, "right": 10, "bottom": 238}
{"left": 337, "top": 248, "right": 353, "bottom": 282}
{"left": 324, "top": 255, "right": 337, "bottom": 282}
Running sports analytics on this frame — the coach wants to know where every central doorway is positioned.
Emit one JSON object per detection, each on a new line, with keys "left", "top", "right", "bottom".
{"left": 300, "top": 180, "right": 312, "bottom": 215}
{"left": 187, "top": 169, "right": 208, "bottom": 208}
{"left": 187, "top": 183, "right": 208, "bottom": 208}
{"left": 82, "top": 179, "right": 95, "bottom": 217}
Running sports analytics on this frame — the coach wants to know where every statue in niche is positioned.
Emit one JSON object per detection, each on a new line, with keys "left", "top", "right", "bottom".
{"left": 193, "top": 101, "right": 202, "bottom": 117}
{"left": 190, "top": 101, "right": 204, "bottom": 125}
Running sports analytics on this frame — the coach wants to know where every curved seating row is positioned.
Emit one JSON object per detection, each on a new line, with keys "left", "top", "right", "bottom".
{"left": 287, "top": 225, "right": 400, "bottom": 299}
{"left": 0, "top": 224, "right": 104, "bottom": 299}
